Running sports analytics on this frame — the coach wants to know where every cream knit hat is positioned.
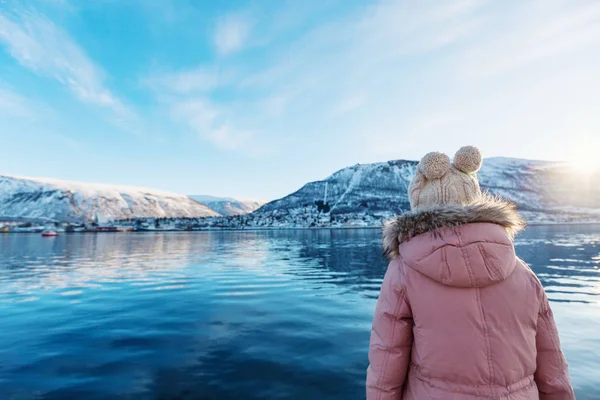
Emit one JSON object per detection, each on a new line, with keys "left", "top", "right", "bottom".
{"left": 409, "top": 146, "right": 483, "bottom": 211}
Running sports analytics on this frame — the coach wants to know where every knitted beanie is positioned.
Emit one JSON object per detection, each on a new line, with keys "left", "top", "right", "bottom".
{"left": 408, "top": 146, "right": 483, "bottom": 211}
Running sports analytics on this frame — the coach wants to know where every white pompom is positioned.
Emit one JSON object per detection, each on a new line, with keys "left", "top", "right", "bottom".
{"left": 419, "top": 152, "right": 451, "bottom": 179}
{"left": 454, "top": 146, "right": 482, "bottom": 173}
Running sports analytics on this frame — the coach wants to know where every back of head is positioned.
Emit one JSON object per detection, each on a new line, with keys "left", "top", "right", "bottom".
{"left": 409, "top": 146, "right": 483, "bottom": 211}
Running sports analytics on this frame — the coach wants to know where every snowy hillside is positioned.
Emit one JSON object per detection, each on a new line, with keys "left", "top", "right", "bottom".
{"left": 0, "top": 175, "right": 220, "bottom": 223}
{"left": 479, "top": 158, "right": 600, "bottom": 211}
{"left": 258, "top": 160, "right": 416, "bottom": 217}
{"left": 189, "top": 195, "right": 264, "bottom": 216}
{"left": 246, "top": 157, "right": 600, "bottom": 227}
{"left": 2, "top": 157, "right": 599, "bottom": 228}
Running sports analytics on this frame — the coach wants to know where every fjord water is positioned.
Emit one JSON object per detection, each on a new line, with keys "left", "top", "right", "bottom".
{"left": 0, "top": 227, "right": 599, "bottom": 399}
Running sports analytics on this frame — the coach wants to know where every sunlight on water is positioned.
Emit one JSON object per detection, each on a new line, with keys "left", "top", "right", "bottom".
{"left": 0, "top": 226, "right": 599, "bottom": 399}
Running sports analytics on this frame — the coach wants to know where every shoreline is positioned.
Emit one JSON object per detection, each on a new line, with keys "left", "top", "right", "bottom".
{"left": 2, "top": 221, "right": 600, "bottom": 234}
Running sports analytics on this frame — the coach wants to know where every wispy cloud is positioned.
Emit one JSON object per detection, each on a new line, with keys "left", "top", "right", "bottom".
{"left": 0, "top": 7, "right": 135, "bottom": 125}
{"left": 0, "top": 81, "right": 82, "bottom": 151}
{"left": 1, "top": 0, "right": 598, "bottom": 199}
{"left": 159, "top": 67, "right": 220, "bottom": 94}
{"left": 225, "top": 0, "right": 600, "bottom": 162}
{"left": 145, "top": 0, "right": 600, "bottom": 166}
{"left": 171, "top": 98, "right": 257, "bottom": 153}
{"left": 459, "top": 1, "right": 600, "bottom": 77}
{"left": 214, "top": 13, "right": 253, "bottom": 55}
{"left": 0, "top": 85, "right": 34, "bottom": 118}
{"left": 146, "top": 0, "right": 486, "bottom": 157}
{"left": 145, "top": 65, "right": 258, "bottom": 152}
{"left": 146, "top": 66, "right": 234, "bottom": 95}
{"left": 0, "top": 81, "right": 57, "bottom": 122}
{"left": 332, "top": 94, "right": 367, "bottom": 116}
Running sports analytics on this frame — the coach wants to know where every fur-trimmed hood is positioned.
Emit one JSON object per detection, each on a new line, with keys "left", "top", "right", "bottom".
{"left": 382, "top": 195, "right": 526, "bottom": 260}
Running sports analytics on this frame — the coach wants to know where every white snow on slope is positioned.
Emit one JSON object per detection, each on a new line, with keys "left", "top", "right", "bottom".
{"left": 189, "top": 195, "right": 265, "bottom": 216}
{"left": 252, "top": 157, "right": 600, "bottom": 226}
{"left": 2, "top": 156, "right": 599, "bottom": 227}
{"left": 0, "top": 174, "right": 220, "bottom": 222}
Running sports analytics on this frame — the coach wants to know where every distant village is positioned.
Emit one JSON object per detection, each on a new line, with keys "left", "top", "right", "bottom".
{"left": 2, "top": 204, "right": 598, "bottom": 234}
{"left": 0, "top": 209, "right": 388, "bottom": 233}
{"left": 0, "top": 216, "right": 235, "bottom": 233}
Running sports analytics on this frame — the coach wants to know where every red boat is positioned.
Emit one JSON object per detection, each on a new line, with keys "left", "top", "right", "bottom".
{"left": 41, "top": 230, "right": 59, "bottom": 237}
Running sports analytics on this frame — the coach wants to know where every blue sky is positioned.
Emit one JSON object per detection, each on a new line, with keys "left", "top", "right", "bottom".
{"left": 1, "top": 0, "right": 599, "bottom": 200}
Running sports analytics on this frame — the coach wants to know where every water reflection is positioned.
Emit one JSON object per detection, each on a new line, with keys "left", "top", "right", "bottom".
{"left": 515, "top": 225, "right": 600, "bottom": 304}
{"left": 0, "top": 226, "right": 599, "bottom": 399}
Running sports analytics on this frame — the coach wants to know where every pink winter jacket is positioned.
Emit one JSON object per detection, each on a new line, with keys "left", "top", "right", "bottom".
{"left": 367, "top": 197, "right": 575, "bottom": 400}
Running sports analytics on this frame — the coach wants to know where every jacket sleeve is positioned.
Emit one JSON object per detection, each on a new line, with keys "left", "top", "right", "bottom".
{"left": 366, "top": 259, "right": 413, "bottom": 400}
{"left": 534, "top": 290, "right": 575, "bottom": 400}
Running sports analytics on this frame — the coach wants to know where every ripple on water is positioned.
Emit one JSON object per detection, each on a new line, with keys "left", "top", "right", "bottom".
{"left": 0, "top": 227, "right": 599, "bottom": 399}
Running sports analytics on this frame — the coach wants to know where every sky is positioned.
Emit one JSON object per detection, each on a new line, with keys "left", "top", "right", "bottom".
{"left": 1, "top": 0, "right": 599, "bottom": 201}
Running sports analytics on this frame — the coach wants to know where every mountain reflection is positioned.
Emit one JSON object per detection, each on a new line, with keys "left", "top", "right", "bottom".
{"left": 1, "top": 226, "right": 598, "bottom": 303}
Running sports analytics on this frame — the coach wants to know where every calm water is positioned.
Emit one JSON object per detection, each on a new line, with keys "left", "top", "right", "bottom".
{"left": 0, "top": 226, "right": 599, "bottom": 399}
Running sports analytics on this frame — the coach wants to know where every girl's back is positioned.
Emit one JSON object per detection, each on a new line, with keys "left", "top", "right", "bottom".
{"left": 367, "top": 147, "right": 574, "bottom": 400}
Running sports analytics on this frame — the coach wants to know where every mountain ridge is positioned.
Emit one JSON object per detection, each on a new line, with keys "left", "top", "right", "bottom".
{"left": 244, "top": 157, "right": 600, "bottom": 227}
{"left": 189, "top": 195, "right": 265, "bottom": 216}
{"left": 1, "top": 156, "right": 599, "bottom": 227}
{"left": 0, "top": 174, "right": 220, "bottom": 222}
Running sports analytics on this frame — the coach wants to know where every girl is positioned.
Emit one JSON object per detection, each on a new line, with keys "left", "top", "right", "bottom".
{"left": 367, "top": 146, "right": 574, "bottom": 399}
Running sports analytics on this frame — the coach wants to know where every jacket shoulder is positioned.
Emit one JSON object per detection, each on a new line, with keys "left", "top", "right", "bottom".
{"left": 384, "top": 257, "right": 411, "bottom": 290}
{"left": 514, "top": 258, "right": 542, "bottom": 284}
{"left": 514, "top": 258, "right": 547, "bottom": 310}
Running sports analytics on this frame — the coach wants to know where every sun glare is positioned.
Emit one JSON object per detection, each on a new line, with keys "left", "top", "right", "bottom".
{"left": 567, "top": 140, "right": 600, "bottom": 175}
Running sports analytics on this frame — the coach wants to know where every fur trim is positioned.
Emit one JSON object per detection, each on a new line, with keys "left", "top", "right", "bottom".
{"left": 382, "top": 194, "right": 526, "bottom": 260}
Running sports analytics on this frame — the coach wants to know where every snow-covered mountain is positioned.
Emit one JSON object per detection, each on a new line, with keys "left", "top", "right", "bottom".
{"left": 258, "top": 159, "right": 416, "bottom": 217}
{"left": 3, "top": 157, "right": 599, "bottom": 228}
{"left": 478, "top": 158, "right": 600, "bottom": 211}
{"left": 189, "top": 195, "right": 264, "bottom": 216}
{"left": 247, "top": 157, "right": 600, "bottom": 227}
{"left": 0, "top": 175, "right": 220, "bottom": 223}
